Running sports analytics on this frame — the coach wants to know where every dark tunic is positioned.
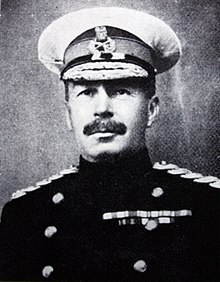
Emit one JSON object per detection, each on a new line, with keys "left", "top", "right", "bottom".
{"left": 0, "top": 151, "right": 219, "bottom": 281}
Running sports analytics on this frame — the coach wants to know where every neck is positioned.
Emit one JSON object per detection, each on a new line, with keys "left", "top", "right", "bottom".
{"left": 81, "top": 146, "right": 147, "bottom": 164}
{"left": 80, "top": 147, "right": 152, "bottom": 178}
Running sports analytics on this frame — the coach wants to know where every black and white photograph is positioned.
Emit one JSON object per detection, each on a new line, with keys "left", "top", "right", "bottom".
{"left": 0, "top": 0, "right": 219, "bottom": 281}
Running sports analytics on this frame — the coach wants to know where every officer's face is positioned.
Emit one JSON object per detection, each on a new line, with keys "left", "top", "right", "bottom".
{"left": 66, "top": 79, "right": 159, "bottom": 162}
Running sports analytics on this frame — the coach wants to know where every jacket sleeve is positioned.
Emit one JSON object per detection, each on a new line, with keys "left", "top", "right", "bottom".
{"left": 0, "top": 201, "right": 29, "bottom": 280}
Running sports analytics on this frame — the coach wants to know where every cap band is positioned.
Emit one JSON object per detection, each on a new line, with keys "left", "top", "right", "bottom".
{"left": 64, "top": 35, "right": 154, "bottom": 69}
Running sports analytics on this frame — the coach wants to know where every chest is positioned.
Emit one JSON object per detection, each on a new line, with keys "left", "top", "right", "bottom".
{"left": 13, "top": 174, "right": 210, "bottom": 281}
{"left": 24, "top": 197, "right": 199, "bottom": 281}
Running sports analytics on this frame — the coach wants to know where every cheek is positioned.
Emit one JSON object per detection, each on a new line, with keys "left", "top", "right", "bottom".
{"left": 129, "top": 114, "right": 148, "bottom": 135}
{"left": 68, "top": 110, "right": 85, "bottom": 138}
{"left": 69, "top": 103, "right": 89, "bottom": 125}
{"left": 115, "top": 100, "right": 148, "bottom": 129}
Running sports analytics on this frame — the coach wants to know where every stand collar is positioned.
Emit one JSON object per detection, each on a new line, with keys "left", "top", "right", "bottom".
{"left": 79, "top": 149, "right": 152, "bottom": 179}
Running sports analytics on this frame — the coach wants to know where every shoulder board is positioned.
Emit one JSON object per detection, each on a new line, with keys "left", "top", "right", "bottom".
{"left": 153, "top": 161, "right": 220, "bottom": 189}
{"left": 11, "top": 165, "right": 79, "bottom": 200}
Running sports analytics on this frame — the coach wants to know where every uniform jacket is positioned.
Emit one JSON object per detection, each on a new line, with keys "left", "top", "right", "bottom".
{"left": 0, "top": 151, "right": 219, "bottom": 281}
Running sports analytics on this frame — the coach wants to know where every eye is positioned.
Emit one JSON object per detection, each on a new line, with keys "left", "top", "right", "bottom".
{"left": 77, "top": 88, "right": 95, "bottom": 97}
{"left": 115, "top": 89, "right": 131, "bottom": 96}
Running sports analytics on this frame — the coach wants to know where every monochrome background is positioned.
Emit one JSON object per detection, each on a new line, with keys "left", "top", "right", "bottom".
{"left": 0, "top": 0, "right": 219, "bottom": 212}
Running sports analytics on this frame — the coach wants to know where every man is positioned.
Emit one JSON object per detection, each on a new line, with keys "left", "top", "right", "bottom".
{"left": 0, "top": 7, "right": 219, "bottom": 281}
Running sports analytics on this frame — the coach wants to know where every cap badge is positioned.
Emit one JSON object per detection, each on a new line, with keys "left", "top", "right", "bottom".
{"left": 88, "top": 26, "right": 116, "bottom": 55}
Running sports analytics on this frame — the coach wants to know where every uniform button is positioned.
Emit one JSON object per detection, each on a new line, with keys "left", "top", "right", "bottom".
{"left": 151, "top": 187, "right": 164, "bottom": 197}
{"left": 133, "top": 260, "right": 147, "bottom": 273}
{"left": 145, "top": 219, "right": 158, "bottom": 231}
{"left": 44, "top": 226, "right": 57, "bottom": 238}
{"left": 52, "top": 192, "right": 64, "bottom": 204}
{"left": 42, "top": 265, "right": 54, "bottom": 278}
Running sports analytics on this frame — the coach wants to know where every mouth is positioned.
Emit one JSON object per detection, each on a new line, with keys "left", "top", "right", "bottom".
{"left": 92, "top": 132, "right": 116, "bottom": 137}
{"left": 92, "top": 132, "right": 117, "bottom": 143}
{"left": 92, "top": 127, "right": 116, "bottom": 135}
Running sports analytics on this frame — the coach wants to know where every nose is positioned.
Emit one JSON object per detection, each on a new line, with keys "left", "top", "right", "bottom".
{"left": 94, "top": 85, "right": 114, "bottom": 119}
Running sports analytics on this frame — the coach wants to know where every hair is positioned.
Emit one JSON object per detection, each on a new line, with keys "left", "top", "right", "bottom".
{"left": 63, "top": 75, "right": 156, "bottom": 102}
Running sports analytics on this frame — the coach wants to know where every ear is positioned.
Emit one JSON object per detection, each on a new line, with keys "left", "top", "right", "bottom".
{"left": 147, "top": 96, "right": 159, "bottom": 127}
{"left": 65, "top": 102, "right": 74, "bottom": 131}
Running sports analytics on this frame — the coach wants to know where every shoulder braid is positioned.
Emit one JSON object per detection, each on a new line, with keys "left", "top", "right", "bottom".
{"left": 153, "top": 161, "right": 220, "bottom": 189}
{"left": 11, "top": 165, "right": 79, "bottom": 200}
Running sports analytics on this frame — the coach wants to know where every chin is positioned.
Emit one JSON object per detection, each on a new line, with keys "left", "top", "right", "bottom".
{"left": 83, "top": 142, "right": 129, "bottom": 162}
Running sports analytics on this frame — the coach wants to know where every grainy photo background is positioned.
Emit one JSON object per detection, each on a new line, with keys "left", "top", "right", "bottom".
{"left": 0, "top": 0, "right": 219, "bottom": 212}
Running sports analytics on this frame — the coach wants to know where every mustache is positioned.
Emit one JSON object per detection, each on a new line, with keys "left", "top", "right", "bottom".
{"left": 83, "top": 119, "right": 127, "bottom": 136}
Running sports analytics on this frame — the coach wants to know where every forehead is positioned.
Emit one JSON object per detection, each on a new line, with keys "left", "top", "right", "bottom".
{"left": 67, "top": 78, "right": 149, "bottom": 89}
